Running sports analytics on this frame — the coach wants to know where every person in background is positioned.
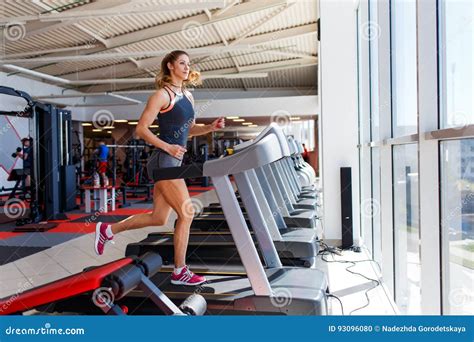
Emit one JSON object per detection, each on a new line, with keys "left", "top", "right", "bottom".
{"left": 96, "top": 141, "right": 109, "bottom": 186}
{"left": 302, "top": 143, "right": 310, "bottom": 163}
{"left": 18, "top": 138, "right": 32, "bottom": 189}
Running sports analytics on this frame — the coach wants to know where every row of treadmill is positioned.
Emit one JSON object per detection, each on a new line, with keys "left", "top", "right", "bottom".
{"left": 0, "top": 123, "right": 328, "bottom": 316}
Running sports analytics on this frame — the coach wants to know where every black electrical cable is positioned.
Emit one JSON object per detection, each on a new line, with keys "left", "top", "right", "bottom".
{"left": 327, "top": 294, "right": 345, "bottom": 315}
{"left": 318, "top": 243, "right": 381, "bottom": 315}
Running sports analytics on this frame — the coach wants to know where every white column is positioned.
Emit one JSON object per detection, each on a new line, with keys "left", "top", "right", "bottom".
{"left": 319, "top": 0, "right": 360, "bottom": 245}
{"left": 417, "top": 0, "right": 442, "bottom": 314}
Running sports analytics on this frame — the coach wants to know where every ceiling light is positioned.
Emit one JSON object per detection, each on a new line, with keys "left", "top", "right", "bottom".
{"left": 149, "top": 125, "right": 159, "bottom": 128}
{"left": 128, "top": 121, "right": 138, "bottom": 125}
{"left": 196, "top": 123, "right": 205, "bottom": 126}
{"left": 92, "top": 129, "right": 102, "bottom": 132}
{"left": 103, "top": 126, "right": 114, "bottom": 129}
{"left": 114, "top": 119, "right": 128, "bottom": 123}
{"left": 233, "top": 119, "right": 245, "bottom": 122}
{"left": 226, "top": 116, "right": 239, "bottom": 119}
{"left": 107, "top": 131, "right": 112, "bottom": 134}
{"left": 248, "top": 125, "right": 258, "bottom": 128}
{"left": 290, "top": 117, "right": 301, "bottom": 120}
{"left": 242, "top": 122, "right": 253, "bottom": 125}
{"left": 82, "top": 123, "right": 92, "bottom": 126}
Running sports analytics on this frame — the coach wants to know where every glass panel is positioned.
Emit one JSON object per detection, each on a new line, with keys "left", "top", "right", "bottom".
{"left": 439, "top": 0, "right": 473, "bottom": 128}
{"left": 393, "top": 143, "right": 420, "bottom": 314}
{"left": 369, "top": 0, "right": 380, "bottom": 141}
{"left": 391, "top": 0, "right": 418, "bottom": 137}
{"left": 372, "top": 147, "right": 382, "bottom": 264}
{"left": 440, "top": 139, "right": 474, "bottom": 315}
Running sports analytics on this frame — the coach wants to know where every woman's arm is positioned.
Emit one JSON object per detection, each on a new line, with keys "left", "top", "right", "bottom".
{"left": 189, "top": 118, "right": 225, "bottom": 136}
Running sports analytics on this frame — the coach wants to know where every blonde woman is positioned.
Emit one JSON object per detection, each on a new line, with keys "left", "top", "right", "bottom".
{"left": 95, "top": 50, "right": 225, "bottom": 286}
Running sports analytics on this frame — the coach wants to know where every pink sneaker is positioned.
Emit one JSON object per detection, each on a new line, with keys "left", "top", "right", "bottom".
{"left": 171, "top": 266, "right": 206, "bottom": 286}
{"left": 94, "top": 222, "right": 114, "bottom": 255}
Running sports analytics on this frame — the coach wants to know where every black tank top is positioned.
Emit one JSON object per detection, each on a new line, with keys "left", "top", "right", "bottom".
{"left": 157, "top": 86, "right": 195, "bottom": 147}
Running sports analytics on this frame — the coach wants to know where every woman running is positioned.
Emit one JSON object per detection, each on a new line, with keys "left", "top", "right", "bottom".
{"left": 94, "top": 50, "right": 225, "bottom": 286}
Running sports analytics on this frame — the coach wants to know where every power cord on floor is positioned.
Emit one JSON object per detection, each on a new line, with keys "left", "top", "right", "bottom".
{"left": 318, "top": 241, "right": 381, "bottom": 315}
{"left": 327, "top": 293, "right": 344, "bottom": 315}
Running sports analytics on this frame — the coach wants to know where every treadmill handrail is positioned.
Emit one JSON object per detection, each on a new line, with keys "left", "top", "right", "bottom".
{"left": 203, "top": 134, "right": 283, "bottom": 177}
{"left": 234, "top": 123, "right": 291, "bottom": 157}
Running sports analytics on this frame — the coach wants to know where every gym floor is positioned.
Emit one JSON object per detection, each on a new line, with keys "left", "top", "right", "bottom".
{"left": 0, "top": 186, "right": 396, "bottom": 315}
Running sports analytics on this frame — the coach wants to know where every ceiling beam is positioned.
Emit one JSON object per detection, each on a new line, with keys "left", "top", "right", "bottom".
{"left": 1, "top": 1, "right": 226, "bottom": 23}
{"left": 50, "top": 23, "right": 317, "bottom": 79}
{"left": 75, "top": 59, "right": 317, "bottom": 93}
{"left": 21, "top": 0, "right": 133, "bottom": 39}
{"left": 0, "top": 45, "right": 260, "bottom": 64}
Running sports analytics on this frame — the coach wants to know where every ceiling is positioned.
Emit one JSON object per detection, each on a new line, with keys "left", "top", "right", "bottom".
{"left": 0, "top": 0, "right": 319, "bottom": 97}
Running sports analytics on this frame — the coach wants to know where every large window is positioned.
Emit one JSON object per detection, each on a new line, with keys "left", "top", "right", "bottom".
{"left": 390, "top": 0, "right": 418, "bottom": 137}
{"left": 369, "top": 0, "right": 380, "bottom": 141}
{"left": 393, "top": 144, "right": 421, "bottom": 314}
{"left": 439, "top": 0, "right": 473, "bottom": 128}
{"left": 371, "top": 147, "right": 382, "bottom": 265}
{"left": 440, "top": 139, "right": 474, "bottom": 315}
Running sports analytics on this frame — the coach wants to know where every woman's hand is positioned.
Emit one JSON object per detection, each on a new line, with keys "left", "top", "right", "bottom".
{"left": 210, "top": 117, "right": 225, "bottom": 131}
{"left": 165, "top": 144, "right": 187, "bottom": 160}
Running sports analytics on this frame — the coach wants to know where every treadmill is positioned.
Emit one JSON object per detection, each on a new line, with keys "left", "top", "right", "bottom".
{"left": 188, "top": 129, "right": 319, "bottom": 231}
{"left": 127, "top": 124, "right": 320, "bottom": 268}
{"left": 126, "top": 131, "right": 328, "bottom": 315}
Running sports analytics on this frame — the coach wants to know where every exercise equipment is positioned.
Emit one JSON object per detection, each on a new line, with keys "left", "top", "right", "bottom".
{"left": 186, "top": 127, "right": 319, "bottom": 232}
{"left": 127, "top": 124, "right": 321, "bottom": 268}
{"left": 124, "top": 127, "right": 328, "bottom": 315}
{"left": 0, "top": 252, "right": 206, "bottom": 316}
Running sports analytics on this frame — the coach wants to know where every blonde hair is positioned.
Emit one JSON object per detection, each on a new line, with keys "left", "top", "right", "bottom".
{"left": 155, "top": 50, "right": 202, "bottom": 89}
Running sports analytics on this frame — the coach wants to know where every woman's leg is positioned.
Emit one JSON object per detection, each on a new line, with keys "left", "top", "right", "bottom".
{"left": 110, "top": 182, "right": 173, "bottom": 234}
{"left": 156, "top": 179, "right": 194, "bottom": 268}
